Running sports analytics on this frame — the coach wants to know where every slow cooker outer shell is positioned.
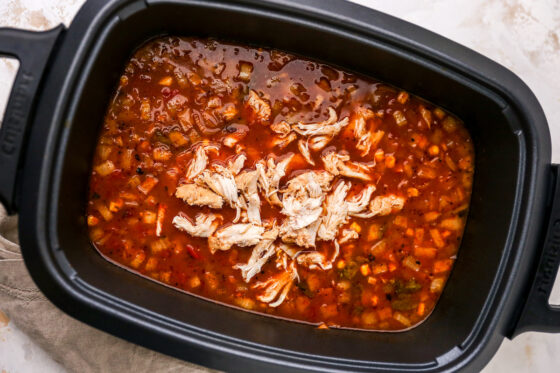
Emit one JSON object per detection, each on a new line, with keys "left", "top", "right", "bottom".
{"left": 6, "top": 0, "right": 555, "bottom": 371}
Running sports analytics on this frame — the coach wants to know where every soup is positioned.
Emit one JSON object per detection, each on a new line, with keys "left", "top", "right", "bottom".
{"left": 87, "top": 36, "right": 474, "bottom": 330}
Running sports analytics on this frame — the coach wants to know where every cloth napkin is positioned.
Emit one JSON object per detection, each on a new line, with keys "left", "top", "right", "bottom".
{"left": 0, "top": 204, "right": 212, "bottom": 373}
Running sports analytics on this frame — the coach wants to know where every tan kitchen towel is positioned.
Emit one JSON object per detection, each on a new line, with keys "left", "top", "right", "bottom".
{"left": 0, "top": 204, "right": 213, "bottom": 373}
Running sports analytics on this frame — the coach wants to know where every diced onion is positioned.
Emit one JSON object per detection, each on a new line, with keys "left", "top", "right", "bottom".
{"left": 430, "top": 277, "right": 445, "bottom": 293}
{"left": 150, "top": 238, "right": 170, "bottom": 253}
{"left": 393, "top": 312, "right": 411, "bottom": 327}
{"left": 393, "top": 110, "right": 407, "bottom": 126}
{"left": 397, "top": 91, "right": 409, "bottom": 104}
{"left": 97, "top": 145, "right": 113, "bottom": 161}
{"left": 414, "top": 247, "right": 437, "bottom": 258}
{"left": 238, "top": 62, "right": 253, "bottom": 81}
{"left": 440, "top": 217, "right": 463, "bottom": 231}
{"left": 95, "top": 202, "right": 113, "bottom": 221}
{"left": 402, "top": 256, "right": 421, "bottom": 272}
{"left": 95, "top": 160, "right": 116, "bottom": 176}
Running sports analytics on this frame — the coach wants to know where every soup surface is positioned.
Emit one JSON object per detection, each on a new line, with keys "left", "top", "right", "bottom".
{"left": 87, "top": 36, "right": 474, "bottom": 330}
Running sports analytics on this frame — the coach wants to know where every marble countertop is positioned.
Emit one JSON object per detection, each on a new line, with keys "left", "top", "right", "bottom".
{"left": 0, "top": 0, "right": 559, "bottom": 372}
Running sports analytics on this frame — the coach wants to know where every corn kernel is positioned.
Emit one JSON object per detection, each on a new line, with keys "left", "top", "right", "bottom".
{"left": 109, "top": 199, "right": 124, "bottom": 212}
{"left": 407, "top": 187, "right": 419, "bottom": 197}
{"left": 388, "top": 263, "right": 397, "bottom": 272}
{"left": 142, "top": 211, "right": 157, "bottom": 224}
{"left": 160, "top": 271, "right": 171, "bottom": 283}
{"left": 145, "top": 257, "right": 158, "bottom": 272}
{"left": 433, "top": 107, "right": 446, "bottom": 120}
{"left": 433, "top": 259, "right": 453, "bottom": 273}
{"left": 428, "top": 145, "right": 440, "bottom": 156}
{"left": 360, "top": 264, "right": 371, "bottom": 276}
{"left": 417, "top": 302, "right": 426, "bottom": 316}
{"left": 397, "top": 91, "right": 409, "bottom": 104}
{"left": 87, "top": 215, "right": 99, "bottom": 226}
{"left": 189, "top": 275, "right": 201, "bottom": 289}
{"left": 385, "top": 155, "right": 396, "bottom": 168}
{"left": 130, "top": 251, "right": 146, "bottom": 268}
{"left": 367, "top": 276, "right": 377, "bottom": 285}
{"left": 371, "top": 295, "right": 379, "bottom": 306}
{"left": 424, "top": 211, "right": 440, "bottom": 222}
{"left": 337, "top": 260, "right": 346, "bottom": 269}
{"left": 158, "top": 76, "right": 173, "bottom": 86}
{"left": 349, "top": 221, "right": 362, "bottom": 233}
{"left": 393, "top": 216, "right": 407, "bottom": 228}
{"left": 367, "top": 224, "right": 383, "bottom": 242}
{"left": 374, "top": 149, "right": 385, "bottom": 162}
{"left": 406, "top": 228, "right": 414, "bottom": 237}
{"left": 378, "top": 307, "right": 392, "bottom": 320}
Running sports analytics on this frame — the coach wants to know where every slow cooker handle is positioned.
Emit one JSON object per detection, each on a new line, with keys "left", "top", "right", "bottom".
{"left": 513, "top": 164, "right": 560, "bottom": 336}
{"left": 0, "top": 26, "right": 63, "bottom": 214}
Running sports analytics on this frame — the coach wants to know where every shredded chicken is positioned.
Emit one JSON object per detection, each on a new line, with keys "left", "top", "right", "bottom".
{"left": 316, "top": 183, "right": 375, "bottom": 241}
{"left": 275, "top": 243, "right": 301, "bottom": 271}
{"left": 175, "top": 184, "right": 224, "bottom": 209}
{"left": 277, "top": 243, "right": 301, "bottom": 259}
{"left": 293, "top": 108, "right": 349, "bottom": 159}
{"left": 296, "top": 252, "right": 330, "bottom": 270}
{"left": 359, "top": 130, "right": 385, "bottom": 157}
{"left": 353, "top": 194, "right": 406, "bottom": 218}
{"left": 338, "top": 228, "right": 359, "bottom": 244}
{"left": 172, "top": 213, "right": 221, "bottom": 237}
{"left": 352, "top": 107, "right": 373, "bottom": 139}
{"left": 307, "top": 135, "right": 332, "bottom": 152}
{"left": 280, "top": 218, "right": 321, "bottom": 248}
{"left": 297, "top": 139, "right": 314, "bottom": 165}
{"left": 270, "top": 121, "right": 291, "bottom": 137}
{"left": 271, "top": 132, "right": 297, "bottom": 149}
{"left": 197, "top": 165, "right": 241, "bottom": 220}
{"left": 234, "top": 226, "right": 279, "bottom": 282}
{"left": 352, "top": 107, "right": 373, "bottom": 155}
{"left": 253, "top": 262, "right": 298, "bottom": 307}
{"left": 256, "top": 154, "right": 294, "bottom": 206}
{"left": 321, "top": 151, "right": 373, "bottom": 181}
{"left": 296, "top": 241, "right": 340, "bottom": 270}
{"left": 227, "top": 153, "right": 247, "bottom": 176}
{"left": 350, "top": 108, "right": 385, "bottom": 157}
{"left": 208, "top": 223, "right": 265, "bottom": 253}
{"left": 281, "top": 171, "right": 332, "bottom": 230}
{"left": 235, "top": 170, "right": 261, "bottom": 225}
{"left": 246, "top": 90, "right": 271, "bottom": 123}
{"left": 185, "top": 143, "right": 219, "bottom": 180}
{"left": 347, "top": 184, "right": 376, "bottom": 216}
{"left": 288, "top": 170, "right": 333, "bottom": 191}
{"left": 278, "top": 171, "right": 333, "bottom": 247}
{"left": 317, "top": 181, "right": 350, "bottom": 241}
{"left": 292, "top": 107, "right": 349, "bottom": 137}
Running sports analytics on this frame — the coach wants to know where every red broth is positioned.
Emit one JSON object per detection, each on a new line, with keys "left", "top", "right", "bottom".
{"left": 87, "top": 37, "right": 474, "bottom": 330}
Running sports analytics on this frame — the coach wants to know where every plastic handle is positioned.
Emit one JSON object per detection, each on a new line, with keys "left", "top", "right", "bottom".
{"left": 0, "top": 26, "right": 63, "bottom": 214}
{"left": 512, "top": 164, "right": 560, "bottom": 336}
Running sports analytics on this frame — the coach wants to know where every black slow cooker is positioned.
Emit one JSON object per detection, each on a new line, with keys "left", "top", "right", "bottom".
{"left": 0, "top": 0, "right": 559, "bottom": 371}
